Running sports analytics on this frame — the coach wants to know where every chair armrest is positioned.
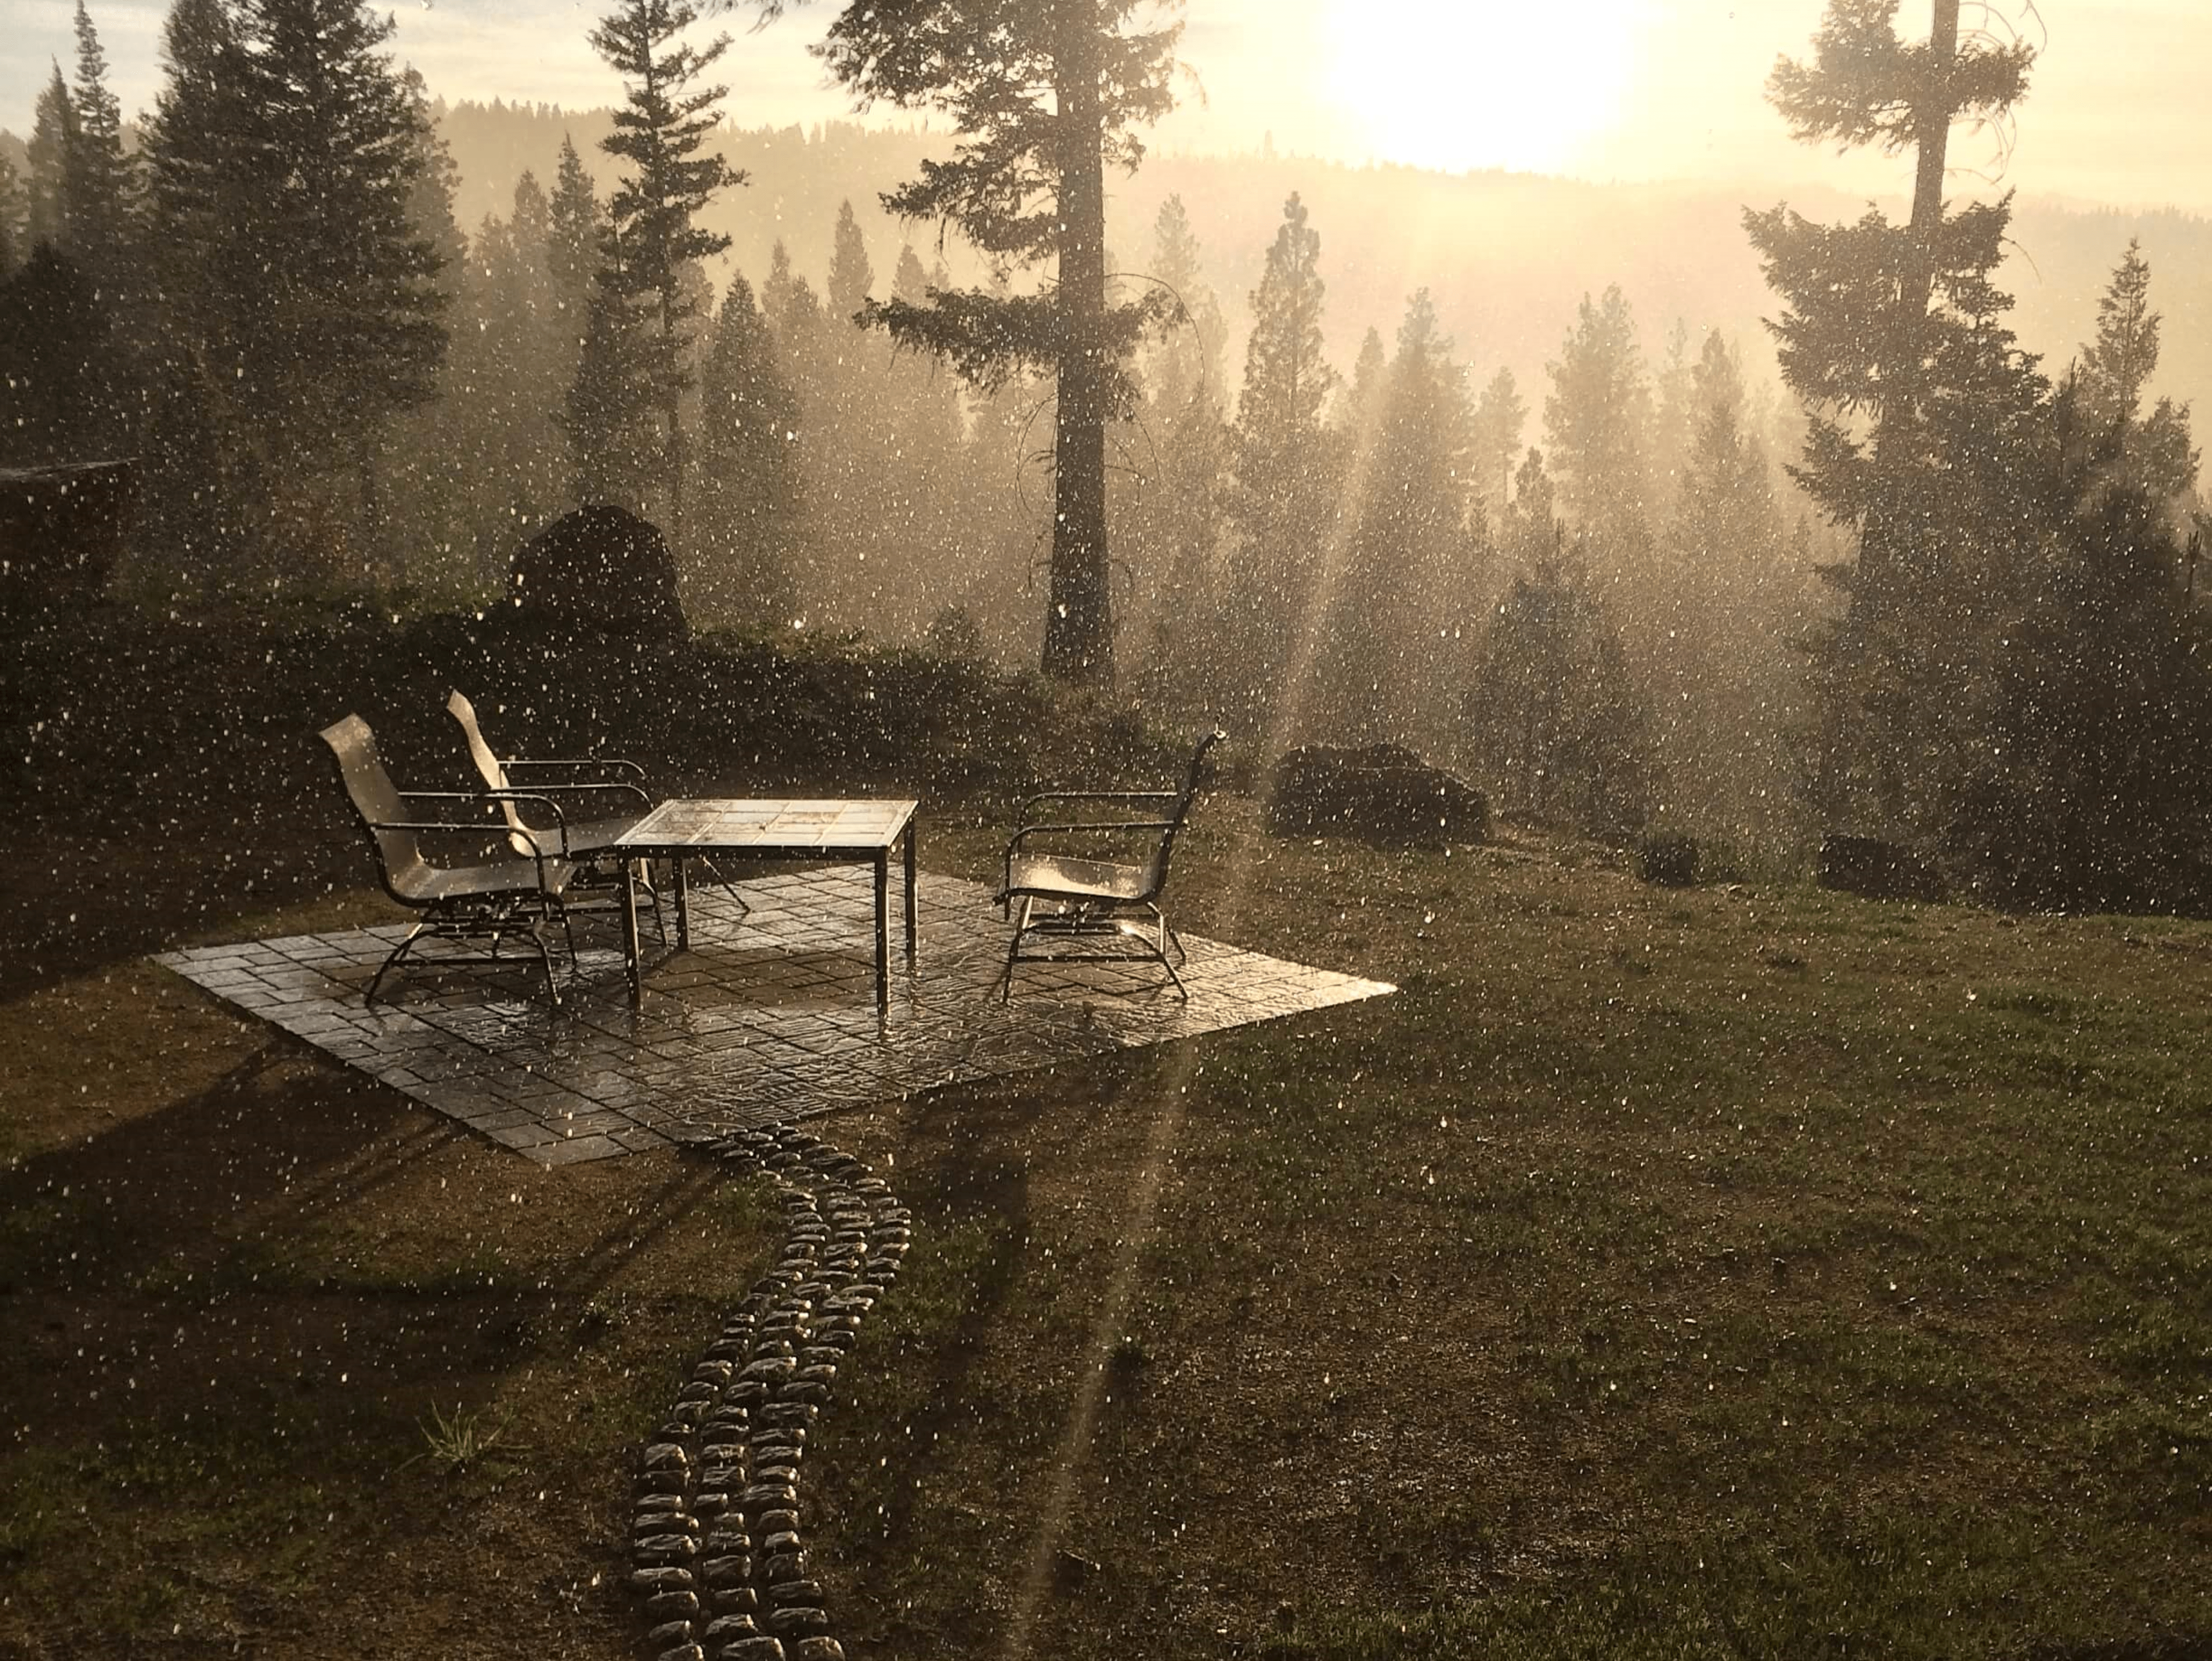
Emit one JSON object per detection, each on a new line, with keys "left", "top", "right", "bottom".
{"left": 399, "top": 789, "right": 574, "bottom": 856}
{"left": 499, "top": 755, "right": 648, "bottom": 783}
{"left": 1002, "top": 819, "right": 1175, "bottom": 869}
{"left": 487, "top": 778, "right": 653, "bottom": 810}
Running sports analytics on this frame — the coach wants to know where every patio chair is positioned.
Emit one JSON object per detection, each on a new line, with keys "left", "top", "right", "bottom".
{"left": 319, "top": 713, "right": 581, "bottom": 1006}
{"left": 994, "top": 728, "right": 1226, "bottom": 1001}
{"left": 446, "top": 689, "right": 653, "bottom": 858}
{"left": 447, "top": 688, "right": 670, "bottom": 940}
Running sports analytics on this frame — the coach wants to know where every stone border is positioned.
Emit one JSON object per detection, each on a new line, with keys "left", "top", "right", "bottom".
{"left": 627, "top": 1125, "right": 908, "bottom": 1661}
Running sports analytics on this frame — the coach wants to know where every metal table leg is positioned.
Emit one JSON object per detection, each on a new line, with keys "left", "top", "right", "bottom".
{"left": 873, "top": 850, "right": 890, "bottom": 1007}
{"left": 903, "top": 817, "right": 918, "bottom": 962}
{"left": 621, "top": 855, "right": 643, "bottom": 998}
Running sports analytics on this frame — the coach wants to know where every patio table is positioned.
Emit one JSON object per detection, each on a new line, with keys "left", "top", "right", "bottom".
{"left": 613, "top": 797, "right": 919, "bottom": 1005}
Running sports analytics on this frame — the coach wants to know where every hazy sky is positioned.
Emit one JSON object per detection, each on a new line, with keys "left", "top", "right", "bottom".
{"left": 5, "top": 0, "right": 2206, "bottom": 215}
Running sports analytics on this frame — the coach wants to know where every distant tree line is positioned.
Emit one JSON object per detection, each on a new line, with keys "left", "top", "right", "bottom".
{"left": 1, "top": 0, "right": 2205, "bottom": 909}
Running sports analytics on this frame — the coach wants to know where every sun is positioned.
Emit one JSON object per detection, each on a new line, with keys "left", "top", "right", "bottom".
{"left": 1320, "top": 1, "right": 1649, "bottom": 176}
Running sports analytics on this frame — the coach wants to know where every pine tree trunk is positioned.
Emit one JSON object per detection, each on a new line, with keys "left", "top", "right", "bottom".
{"left": 1858, "top": 0, "right": 1959, "bottom": 614}
{"left": 662, "top": 283, "right": 685, "bottom": 548}
{"left": 1042, "top": 0, "right": 1114, "bottom": 687}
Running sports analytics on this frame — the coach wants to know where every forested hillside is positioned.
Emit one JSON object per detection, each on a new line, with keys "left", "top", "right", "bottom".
{"left": 427, "top": 103, "right": 2212, "bottom": 422}
{"left": 3, "top": 0, "right": 2207, "bottom": 898}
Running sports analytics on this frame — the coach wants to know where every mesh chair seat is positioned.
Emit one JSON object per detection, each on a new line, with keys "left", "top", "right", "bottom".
{"left": 1002, "top": 850, "right": 1167, "bottom": 908}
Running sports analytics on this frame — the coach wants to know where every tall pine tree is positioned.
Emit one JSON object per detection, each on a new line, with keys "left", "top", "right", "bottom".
{"left": 763, "top": 0, "right": 1185, "bottom": 686}
{"left": 693, "top": 272, "right": 804, "bottom": 628}
{"left": 2076, "top": 239, "right": 2199, "bottom": 502}
{"left": 143, "top": 0, "right": 448, "bottom": 570}
{"left": 1316, "top": 289, "right": 1476, "bottom": 748}
{"left": 583, "top": 0, "right": 743, "bottom": 543}
{"left": 1543, "top": 284, "right": 1653, "bottom": 546}
{"left": 26, "top": 67, "right": 78, "bottom": 252}
{"left": 1746, "top": 0, "right": 2039, "bottom": 830}
{"left": 66, "top": 2, "right": 137, "bottom": 288}
{"left": 1220, "top": 191, "right": 1339, "bottom": 736}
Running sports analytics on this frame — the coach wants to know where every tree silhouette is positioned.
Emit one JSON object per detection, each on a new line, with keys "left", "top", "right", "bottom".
{"left": 757, "top": 0, "right": 1185, "bottom": 685}
{"left": 1543, "top": 284, "right": 1652, "bottom": 545}
{"left": 1220, "top": 192, "right": 1339, "bottom": 734}
{"left": 1747, "top": 0, "right": 2039, "bottom": 830}
{"left": 2076, "top": 239, "right": 2199, "bottom": 502}
{"left": 66, "top": 1, "right": 137, "bottom": 288}
{"left": 585, "top": 0, "right": 744, "bottom": 541}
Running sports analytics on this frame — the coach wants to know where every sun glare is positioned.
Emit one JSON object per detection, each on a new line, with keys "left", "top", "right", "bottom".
{"left": 1322, "top": 1, "right": 1649, "bottom": 176}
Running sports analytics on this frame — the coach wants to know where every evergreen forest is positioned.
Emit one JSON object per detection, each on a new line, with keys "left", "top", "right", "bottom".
{"left": 2, "top": 0, "right": 2208, "bottom": 907}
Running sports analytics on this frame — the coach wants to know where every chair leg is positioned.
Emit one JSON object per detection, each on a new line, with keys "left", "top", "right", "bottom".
{"left": 530, "top": 923, "right": 563, "bottom": 1007}
{"left": 364, "top": 924, "right": 425, "bottom": 1005}
{"left": 1157, "top": 936, "right": 1190, "bottom": 1000}
{"left": 996, "top": 896, "right": 1033, "bottom": 1002}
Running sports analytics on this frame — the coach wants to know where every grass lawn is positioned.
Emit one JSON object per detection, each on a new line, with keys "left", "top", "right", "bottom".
{"left": 3, "top": 662, "right": 2209, "bottom": 1656}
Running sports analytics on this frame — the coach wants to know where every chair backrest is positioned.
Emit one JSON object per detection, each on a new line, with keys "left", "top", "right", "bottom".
{"left": 318, "top": 714, "right": 433, "bottom": 903}
{"left": 447, "top": 689, "right": 536, "bottom": 857}
{"left": 1145, "top": 728, "right": 1226, "bottom": 896}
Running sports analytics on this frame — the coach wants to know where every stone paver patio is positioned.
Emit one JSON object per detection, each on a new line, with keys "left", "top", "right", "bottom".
{"left": 158, "top": 867, "right": 1393, "bottom": 1164}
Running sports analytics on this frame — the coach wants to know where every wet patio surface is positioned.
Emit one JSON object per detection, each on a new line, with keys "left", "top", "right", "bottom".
{"left": 157, "top": 867, "right": 1394, "bottom": 1165}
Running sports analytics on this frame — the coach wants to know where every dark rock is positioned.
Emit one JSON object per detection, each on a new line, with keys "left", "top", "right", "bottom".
{"left": 506, "top": 503, "right": 687, "bottom": 639}
{"left": 648, "top": 1621, "right": 696, "bottom": 1648}
{"left": 789, "top": 1640, "right": 845, "bottom": 1661}
{"left": 1637, "top": 830, "right": 1699, "bottom": 887}
{"left": 656, "top": 1646, "right": 705, "bottom": 1661}
{"left": 770, "top": 1578, "right": 827, "bottom": 1606}
{"left": 715, "top": 1638, "right": 785, "bottom": 1661}
{"left": 711, "top": 1584, "right": 761, "bottom": 1614}
{"left": 645, "top": 1589, "right": 702, "bottom": 1621}
{"left": 740, "top": 1482, "right": 800, "bottom": 1510}
{"left": 635, "top": 1534, "right": 700, "bottom": 1564}
{"left": 1265, "top": 744, "right": 1488, "bottom": 848}
{"left": 701, "top": 1614, "right": 762, "bottom": 1641}
{"left": 701, "top": 1555, "right": 753, "bottom": 1587}
{"left": 631, "top": 1568, "right": 697, "bottom": 1594}
{"left": 642, "top": 1443, "right": 691, "bottom": 1472}
{"left": 780, "top": 1382, "right": 832, "bottom": 1406}
{"left": 762, "top": 1529, "right": 803, "bottom": 1556}
{"left": 753, "top": 1464, "right": 801, "bottom": 1489}
{"left": 766, "top": 1606, "right": 831, "bottom": 1638}
{"left": 1817, "top": 834, "right": 1947, "bottom": 903}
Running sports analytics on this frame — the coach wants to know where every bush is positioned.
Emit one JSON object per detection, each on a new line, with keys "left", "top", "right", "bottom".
{"left": 1637, "top": 830, "right": 1698, "bottom": 887}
